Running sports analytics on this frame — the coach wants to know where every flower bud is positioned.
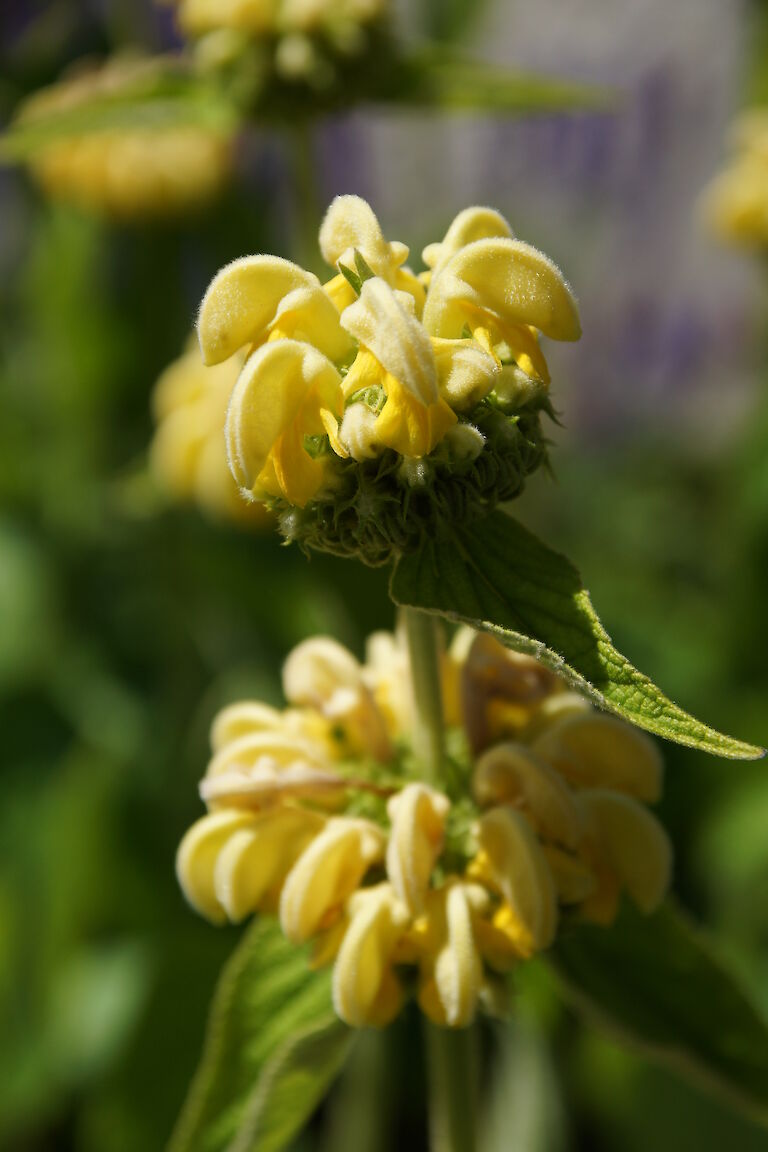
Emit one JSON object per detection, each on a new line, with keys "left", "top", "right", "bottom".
{"left": 418, "top": 882, "right": 488, "bottom": 1027}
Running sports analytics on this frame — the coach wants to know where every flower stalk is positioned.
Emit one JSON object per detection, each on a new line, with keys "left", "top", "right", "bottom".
{"left": 402, "top": 605, "right": 478, "bottom": 1151}
{"left": 402, "top": 606, "right": 445, "bottom": 785}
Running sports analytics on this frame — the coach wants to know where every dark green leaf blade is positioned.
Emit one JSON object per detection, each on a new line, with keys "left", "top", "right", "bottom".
{"left": 546, "top": 902, "right": 768, "bottom": 1126}
{"left": 389, "top": 511, "right": 762, "bottom": 759}
{"left": 168, "top": 918, "right": 352, "bottom": 1152}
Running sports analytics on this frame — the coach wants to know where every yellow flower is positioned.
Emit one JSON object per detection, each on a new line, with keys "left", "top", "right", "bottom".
{"left": 150, "top": 341, "right": 270, "bottom": 525}
{"left": 279, "top": 816, "right": 386, "bottom": 942}
{"left": 177, "top": 623, "right": 672, "bottom": 1029}
{"left": 701, "top": 108, "right": 768, "bottom": 247}
{"left": 16, "top": 58, "right": 232, "bottom": 219}
{"left": 417, "top": 882, "right": 488, "bottom": 1028}
{"left": 173, "top": 0, "right": 387, "bottom": 37}
{"left": 196, "top": 196, "right": 579, "bottom": 535}
{"left": 332, "top": 882, "right": 409, "bottom": 1027}
{"left": 386, "top": 783, "right": 449, "bottom": 913}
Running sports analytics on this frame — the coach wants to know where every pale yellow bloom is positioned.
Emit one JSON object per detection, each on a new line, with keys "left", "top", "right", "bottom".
{"left": 177, "top": 624, "right": 672, "bottom": 1029}
{"left": 279, "top": 816, "right": 386, "bottom": 942}
{"left": 701, "top": 108, "right": 768, "bottom": 247}
{"left": 17, "top": 58, "right": 232, "bottom": 219}
{"left": 196, "top": 196, "right": 579, "bottom": 520}
{"left": 173, "top": 0, "right": 387, "bottom": 37}
{"left": 471, "top": 807, "right": 558, "bottom": 952}
{"left": 386, "top": 783, "right": 449, "bottom": 913}
{"left": 151, "top": 342, "right": 272, "bottom": 525}
{"left": 417, "top": 882, "right": 488, "bottom": 1028}
{"left": 332, "top": 882, "right": 409, "bottom": 1027}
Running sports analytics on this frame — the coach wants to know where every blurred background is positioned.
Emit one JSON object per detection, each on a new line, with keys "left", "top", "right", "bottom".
{"left": 2, "top": 0, "right": 768, "bottom": 1148}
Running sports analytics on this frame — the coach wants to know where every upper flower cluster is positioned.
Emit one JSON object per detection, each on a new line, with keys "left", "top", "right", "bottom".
{"left": 16, "top": 57, "right": 232, "bottom": 220}
{"left": 702, "top": 108, "right": 768, "bottom": 247}
{"left": 177, "top": 626, "right": 670, "bottom": 1028}
{"left": 171, "top": 0, "right": 388, "bottom": 87}
{"left": 198, "top": 195, "right": 580, "bottom": 563}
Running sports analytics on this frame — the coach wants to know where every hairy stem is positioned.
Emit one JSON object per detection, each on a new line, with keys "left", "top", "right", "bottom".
{"left": 402, "top": 606, "right": 445, "bottom": 784}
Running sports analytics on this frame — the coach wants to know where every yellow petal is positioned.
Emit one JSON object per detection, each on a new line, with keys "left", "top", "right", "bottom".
{"left": 502, "top": 324, "right": 551, "bottom": 385}
{"left": 319, "top": 194, "right": 399, "bottom": 278}
{"left": 341, "top": 278, "right": 439, "bottom": 405}
{"left": 474, "top": 902, "right": 535, "bottom": 969}
{"left": 320, "top": 407, "right": 349, "bottom": 458}
{"left": 430, "top": 337, "right": 499, "bottom": 411}
{"left": 423, "top": 206, "right": 514, "bottom": 272}
{"left": 473, "top": 742, "right": 583, "bottom": 849}
{"left": 532, "top": 712, "right": 663, "bottom": 802}
{"left": 386, "top": 783, "right": 450, "bottom": 913}
{"left": 176, "top": 809, "right": 256, "bottom": 923}
{"left": 375, "top": 374, "right": 457, "bottom": 458}
{"left": 332, "top": 883, "right": 409, "bottom": 1027}
{"left": 472, "top": 807, "right": 558, "bottom": 950}
{"left": 210, "top": 701, "right": 287, "bottom": 752}
{"left": 198, "top": 255, "right": 350, "bottom": 364}
{"left": 280, "top": 817, "right": 386, "bottom": 942}
{"left": 424, "top": 237, "right": 581, "bottom": 343}
{"left": 271, "top": 417, "right": 327, "bottom": 507}
{"left": 205, "top": 729, "right": 325, "bottom": 779}
{"left": 225, "top": 338, "right": 341, "bottom": 501}
{"left": 542, "top": 844, "right": 596, "bottom": 904}
{"left": 212, "top": 806, "right": 325, "bottom": 921}
{"left": 421, "top": 880, "right": 485, "bottom": 1027}
{"left": 580, "top": 790, "right": 672, "bottom": 914}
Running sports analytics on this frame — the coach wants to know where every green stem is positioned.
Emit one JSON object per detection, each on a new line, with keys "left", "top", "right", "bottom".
{"left": 287, "top": 118, "right": 321, "bottom": 270}
{"left": 402, "top": 606, "right": 445, "bottom": 784}
{"left": 401, "top": 607, "right": 478, "bottom": 1151}
{"left": 425, "top": 1020, "right": 478, "bottom": 1152}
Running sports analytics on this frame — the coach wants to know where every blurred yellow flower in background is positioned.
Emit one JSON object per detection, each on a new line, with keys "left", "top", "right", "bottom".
{"left": 702, "top": 108, "right": 768, "bottom": 246}
{"left": 15, "top": 58, "right": 233, "bottom": 220}
{"left": 150, "top": 341, "right": 272, "bottom": 526}
{"left": 177, "top": 625, "right": 671, "bottom": 1028}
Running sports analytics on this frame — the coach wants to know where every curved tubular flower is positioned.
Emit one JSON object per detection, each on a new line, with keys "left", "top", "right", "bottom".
{"left": 701, "top": 109, "right": 768, "bottom": 248}
{"left": 226, "top": 338, "right": 343, "bottom": 506}
{"left": 279, "top": 817, "right": 386, "bottom": 943}
{"left": 177, "top": 625, "right": 672, "bottom": 1029}
{"left": 418, "top": 882, "right": 488, "bottom": 1028}
{"left": 332, "top": 883, "right": 409, "bottom": 1027}
{"left": 386, "top": 783, "right": 449, "bottom": 913}
{"left": 472, "top": 807, "right": 558, "bottom": 952}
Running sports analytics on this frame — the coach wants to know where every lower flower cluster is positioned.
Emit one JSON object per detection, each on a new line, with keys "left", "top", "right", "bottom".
{"left": 177, "top": 627, "right": 671, "bottom": 1028}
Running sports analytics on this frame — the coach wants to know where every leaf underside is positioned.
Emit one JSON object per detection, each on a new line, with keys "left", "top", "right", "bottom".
{"left": 390, "top": 510, "right": 762, "bottom": 759}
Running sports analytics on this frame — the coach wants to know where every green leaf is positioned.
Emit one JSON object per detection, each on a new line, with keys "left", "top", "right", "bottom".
{"left": 546, "top": 901, "right": 768, "bottom": 1125}
{"left": 0, "top": 66, "right": 237, "bottom": 164}
{"left": 168, "top": 918, "right": 353, "bottom": 1152}
{"left": 389, "top": 510, "right": 762, "bottom": 759}
{"left": 392, "top": 51, "right": 614, "bottom": 114}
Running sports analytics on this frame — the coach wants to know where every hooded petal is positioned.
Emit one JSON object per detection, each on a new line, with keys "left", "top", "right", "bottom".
{"left": 332, "top": 883, "right": 409, "bottom": 1027}
{"left": 176, "top": 809, "right": 256, "bottom": 923}
{"left": 386, "top": 783, "right": 450, "bottom": 913}
{"left": 418, "top": 883, "right": 488, "bottom": 1027}
{"left": 341, "top": 278, "right": 439, "bottom": 405}
{"left": 225, "top": 338, "right": 342, "bottom": 504}
{"left": 198, "top": 254, "right": 351, "bottom": 365}
{"left": 422, "top": 206, "right": 514, "bottom": 273}
{"left": 430, "top": 337, "right": 499, "bottom": 411}
{"left": 472, "top": 807, "right": 558, "bottom": 950}
{"left": 579, "top": 790, "right": 672, "bottom": 914}
{"left": 532, "top": 712, "right": 663, "bottom": 802}
{"left": 280, "top": 817, "right": 386, "bottom": 942}
{"left": 473, "top": 742, "right": 583, "bottom": 849}
{"left": 423, "top": 237, "right": 581, "bottom": 343}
